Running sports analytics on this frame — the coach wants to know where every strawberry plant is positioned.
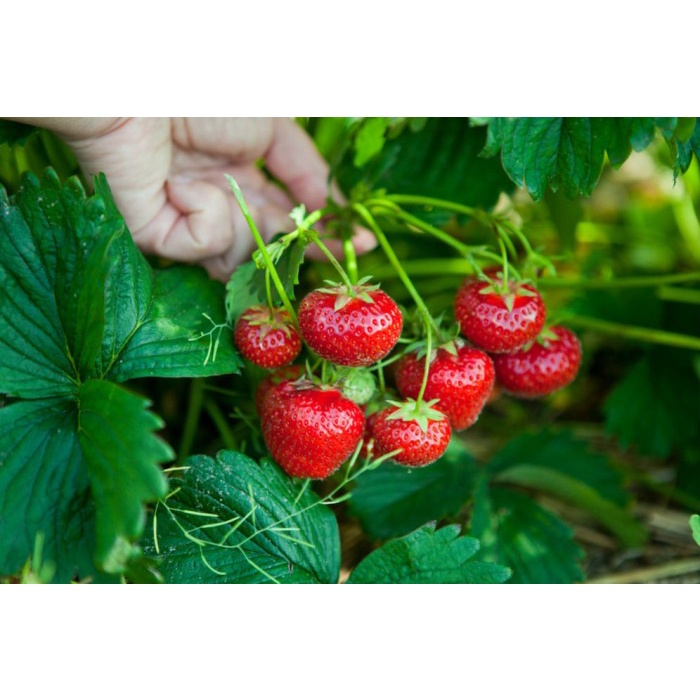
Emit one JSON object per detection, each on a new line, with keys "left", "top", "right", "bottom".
{"left": 2, "top": 116, "right": 700, "bottom": 584}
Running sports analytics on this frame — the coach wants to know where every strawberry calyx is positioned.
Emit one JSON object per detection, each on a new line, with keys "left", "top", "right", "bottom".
{"left": 239, "top": 305, "right": 297, "bottom": 340}
{"left": 316, "top": 276, "right": 382, "bottom": 312}
{"left": 384, "top": 398, "right": 448, "bottom": 434}
{"left": 476, "top": 278, "right": 539, "bottom": 313}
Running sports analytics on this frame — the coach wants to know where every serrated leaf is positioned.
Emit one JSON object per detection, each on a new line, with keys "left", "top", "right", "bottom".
{"left": 0, "top": 390, "right": 167, "bottom": 582}
{"left": 604, "top": 352, "right": 700, "bottom": 459}
{"left": 78, "top": 380, "right": 171, "bottom": 572}
{"left": 346, "top": 523, "right": 510, "bottom": 584}
{"left": 350, "top": 439, "right": 478, "bottom": 539}
{"left": 107, "top": 265, "right": 242, "bottom": 381}
{"left": 486, "top": 429, "right": 645, "bottom": 547}
{"left": 338, "top": 118, "right": 512, "bottom": 221}
{"left": 0, "top": 398, "right": 106, "bottom": 581}
{"left": 144, "top": 451, "right": 341, "bottom": 584}
{"left": 481, "top": 117, "right": 695, "bottom": 200}
{"left": 0, "top": 171, "right": 100, "bottom": 398}
{"left": 470, "top": 481, "right": 585, "bottom": 584}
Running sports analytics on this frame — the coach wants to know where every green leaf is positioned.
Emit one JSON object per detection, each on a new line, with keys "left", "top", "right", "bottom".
{"left": 604, "top": 352, "right": 700, "bottom": 459}
{"left": 0, "top": 120, "right": 36, "bottom": 146}
{"left": 346, "top": 523, "right": 510, "bottom": 584}
{"left": 0, "top": 171, "right": 103, "bottom": 398}
{"left": 480, "top": 117, "right": 695, "bottom": 200}
{"left": 486, "top": 429, "right": 645, "bottom": 547}
{"left": 691, "top": 515, "right": 700, "bottom": 547}
{"left": 225, "top": 233, "right": 308, "bottom": 324}
{"left": 144, "top": 451, "right": 341, "bottom": 584}
{"left": 349, "top": 439, "right": 478, "bottom": 540}
{"left": 353, "top": 117, "right": 391, "bottom": 167}
{"left": 470, "top": 481, "right": 585, "bottom": 584}
{"left": 0, "top": 386, "right": 170, "bottom": 581}
{"left": 0, "top": 398, "right": 103, "bottom": 581}
{"left": 107, "top": 265, "right": 242, "bottom": 381}
{"left": 78, "top": 380, "right": 171, "bottom": 572}
{"left": 338, "top": 118, "right": 512, "bottom": 218}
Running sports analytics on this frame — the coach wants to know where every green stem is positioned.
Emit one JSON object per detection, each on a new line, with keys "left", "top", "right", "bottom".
{"left": 539, "top": 271, "right": 700, "bottom": 289}
{"left": 179, "top": 378, "right": 205, "bottom": 463}
{"left": 342, "top": 233, "right": 359, "bottom": 285}
{"left": 373, "top": 194, "right": 491, "bottom": 224}
{"left": 565, "top": 315, "right": 700, "bottom": 351}
{"left": 656, "top": 286, "right": 700, "bottom": 304}
{"left": 353, "top": 203, "right": 440, "bottom": 336}
{"left": 227, "top": 176, "right": 297, "bottom": 324}
{"left": 204, "top": 399, "right": 237, "bottom": 451}
{"left": 416, "top": 325, "right": 432, "bottom": 408}
{"left": 305, "top": 230, "right": 355, "bottom": 288}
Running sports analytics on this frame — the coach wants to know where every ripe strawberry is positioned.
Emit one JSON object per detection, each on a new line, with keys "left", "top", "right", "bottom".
{"left": 394, "top": 342, "right": 495, "bottom": 431}
{"left": 454, "top": 277, "right": 546, "bottom": 353}
{"left": 370, "top": 400, "right": 451, "bottom": 468}
{"left": 255, "top": 364, "right": 304, "bottom": 414}
{"left": 234, "top": 305, "right": 302, "bottom": 369}
{"left": 492, "top": 326, "right": 582, "bottom": 398}
{"left": 298, "top": 282, "right": 403, "bottom": 367}
{"left": 260, "top": 380, "right": 365, "bottom": 479}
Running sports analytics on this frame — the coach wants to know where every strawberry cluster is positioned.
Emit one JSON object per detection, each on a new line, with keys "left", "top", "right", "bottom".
{"left": 234, "top": 271, "right": 582, "bottom": 483}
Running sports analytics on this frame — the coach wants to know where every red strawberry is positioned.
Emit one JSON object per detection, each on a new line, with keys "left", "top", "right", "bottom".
{"left": 492, "top": 326, "right": 582, "bottom": 398}
{"left": 454, "top": 278, "right": 546, "bottom": 353}
{"left": 298, "top": 282, "right": 403, "bottom": 367}
{"left": 234, "top": 305, "right": 302, "bottom": 369}
{"left": 370, "top": 400, "right": 451, "bottom": 468}
{"left": 255, "top": 364, "right": 304, "bottom": 414}
{"left": 394, "top": 342, "right": 495, "bottom": 431}
{"left": 260, "top": 380, "right": 365, "bottom": 479}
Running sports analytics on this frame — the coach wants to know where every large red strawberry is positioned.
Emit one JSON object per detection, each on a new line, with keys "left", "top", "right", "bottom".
{"left": 370, "top": 400, "right": 451, "bottom": 468}
{"left": 454, "top": 278, "right": 546, "bottom": 353}
{"left": 492, "top": 326, "right": 582, "bottom": 398}
{"left": 234, "top": 305, "right": 302, "bottom": 369}
{"left": 260, "top": 380, "right": 365, "bottom": 479}
{"left": 394, "top": 342, "right": 495, "bottom": 431}
{"left": 255, "top": 364, "right": 304, "bottom": 414}
{"left": 298, "top": 282, "right": 403, "bottom": 367}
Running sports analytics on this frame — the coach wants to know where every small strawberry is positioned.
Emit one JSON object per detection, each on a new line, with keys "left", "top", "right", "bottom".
{"left": 492, "top": 326, "right": 582, "bottom": 398}
{"left": 394, "top": 341, "right": 495, "bottom": 431}
{"left": 454, "top": 277, "right": 546, "bottom": 354}
{"left": 370, "top": 400, "right": 451, "bottom": 468}
{"left": 255, "top": 364, "right": 304, "bottom": 414}
{"left": 260, "top": 380, "right": 365, "bottom": 479}
{"left": 298, "top": 281, "right": 403, "bottom": 367}
{"left": 234, "top": 305, "right": 302, "bottom": 369}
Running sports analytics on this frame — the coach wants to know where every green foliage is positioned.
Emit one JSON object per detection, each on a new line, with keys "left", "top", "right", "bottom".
{"left": 488, "top": 430, "right": 646, "bottom": 547}
{"left": 470, "top": 481, "right": 586, "bottom": 584}
{"left": 349, "top": 439, "right": 477, "bottom": 540}
{"left": 604, "top": 351, "right": 700, "bottom": 459}
{"left": 479, "top": 117, "right": 700, "bottom": 200}
{"left": 145, "top": 451, "right": 341, "bottom": 584}
{"left": 346, "top": 523, "right": 510, "bottom": 584}
{"left": 0, "top": 169, "right": 242, "bottom": 581}
{"left": 336, "top": 117, "right": 513, "bottom": 217}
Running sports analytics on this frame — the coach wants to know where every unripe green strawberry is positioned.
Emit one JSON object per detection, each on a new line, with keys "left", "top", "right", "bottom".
{"left": 260, "top": 380, "right": 365, "bottom": 479}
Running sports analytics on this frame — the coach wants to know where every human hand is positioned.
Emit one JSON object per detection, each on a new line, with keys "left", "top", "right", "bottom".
{"left": 17, "top": 117, "right": 373, "bottom": 280}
